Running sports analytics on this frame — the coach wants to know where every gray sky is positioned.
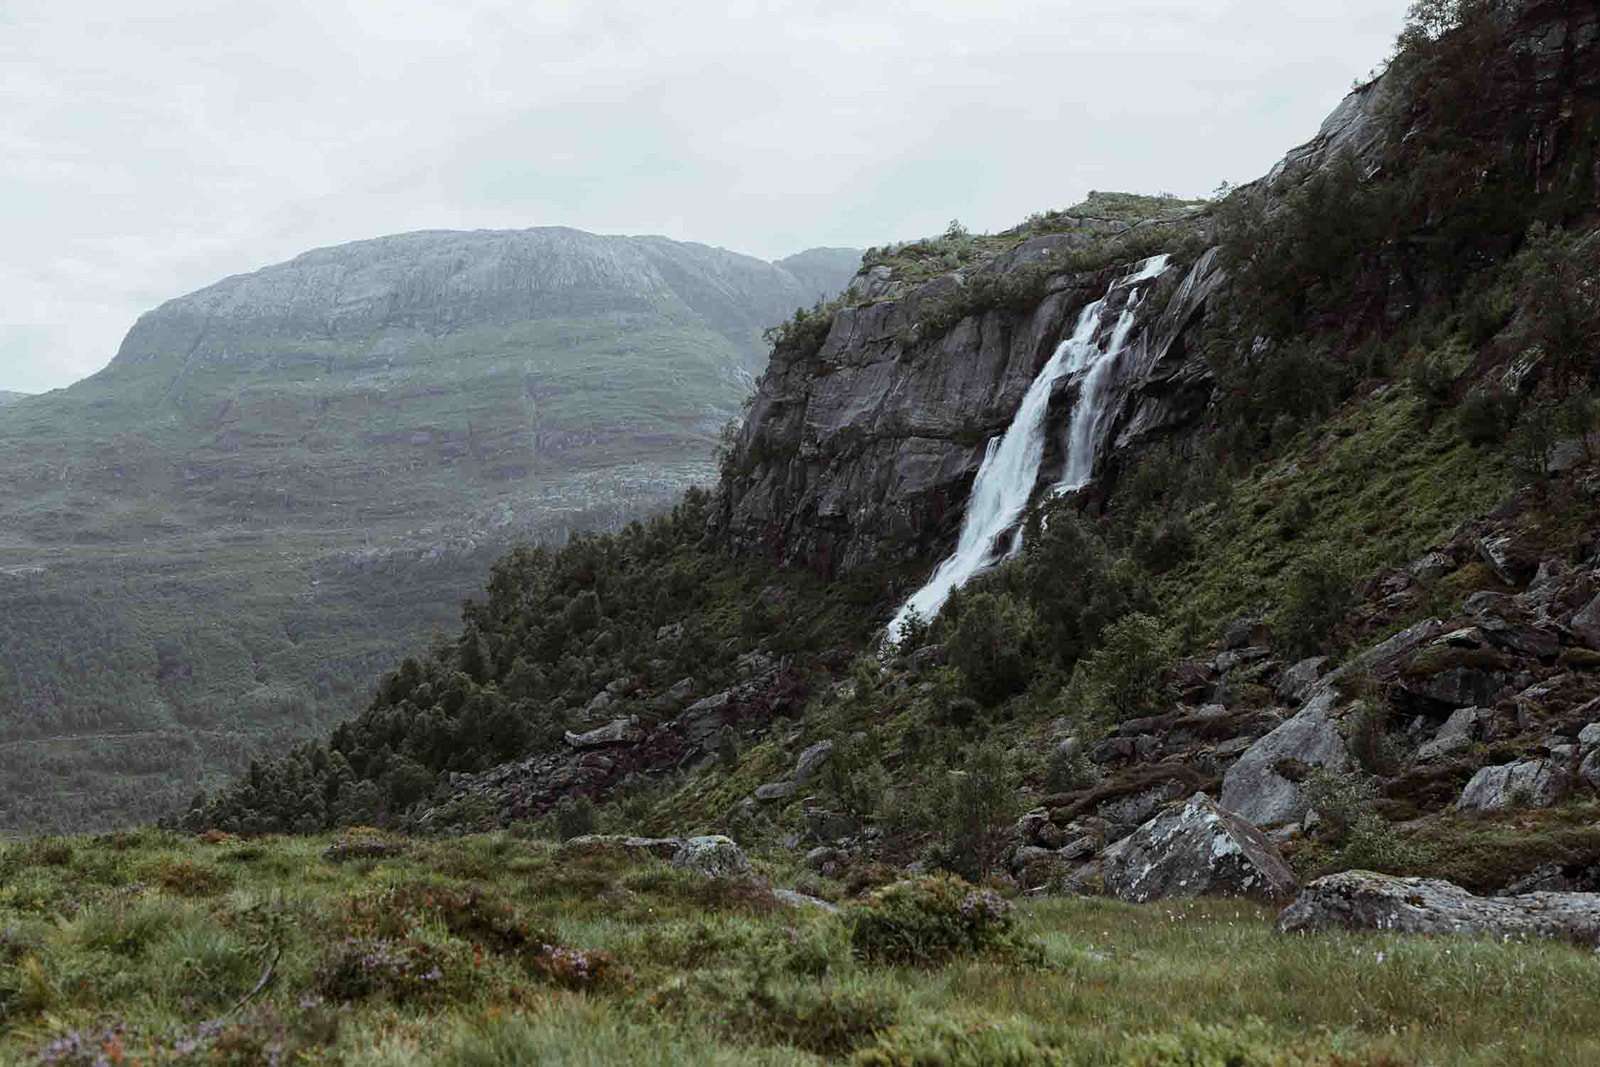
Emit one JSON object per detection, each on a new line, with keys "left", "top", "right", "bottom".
{"left": 2, "top": 0, "right": 1406, "bottom": 394}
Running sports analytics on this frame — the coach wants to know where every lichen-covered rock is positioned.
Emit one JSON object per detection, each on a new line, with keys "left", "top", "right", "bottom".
{"left": 754, "top": 781, "right": 796, "bottom": 802}
{"left": 1221, "top": 687, "right": 1348, "bottom": 826}
{"left": 794, "top": 740, "right": 834, "bottom": 785}
{"left": 1573, "top": 593, "right": 1600, "bottom": 651}
{"left": 1414, "top": 706, "right": 1481, "bottom": 764}
{"left": 670, "top": 835, "right": 750, "bottom": 878}
{"left": 562, "top": 834, "right": 683, "bottom": 860}
{"left": 1095, "top": 793, "right": 1298, "bottom": 903}
{"left": 1279, "top": 871, "right": 1600, "bottom": 946}
{"left": 1457, "top": 758, "right": 1570, "bottom": 810}
{"left": 1276, "top": 656, "right": 1329, "bottom": 704}
{"left": 564, "top": 717, "right": 644, "bottom": 749}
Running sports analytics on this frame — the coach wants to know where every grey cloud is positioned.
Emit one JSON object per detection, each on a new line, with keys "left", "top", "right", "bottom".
{"left": 2, "top": 0, "right": 1407, "bottom": 392}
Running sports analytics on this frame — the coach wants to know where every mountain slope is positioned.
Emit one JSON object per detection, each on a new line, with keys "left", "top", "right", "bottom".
{"left": 0, "top": 229, "right": 859, "bottom": 832}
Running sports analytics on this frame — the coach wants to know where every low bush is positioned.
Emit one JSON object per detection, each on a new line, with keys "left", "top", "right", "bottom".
{"left": 555, "top": 795, "right": 598, "bottom": 842}
{"left": 846, "top": 875, "right": 1022, "bottom": 965}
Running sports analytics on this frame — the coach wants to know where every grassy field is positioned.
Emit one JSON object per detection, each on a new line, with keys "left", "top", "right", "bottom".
{"left": 1, "top": 828, "right": 1596, "bottom": 1065}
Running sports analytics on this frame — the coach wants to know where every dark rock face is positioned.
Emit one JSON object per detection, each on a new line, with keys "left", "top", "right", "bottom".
{"left": 1280, "top": 871, "right": 1600, "bottom": 946}
{"left": 711, "top": 247, "right": 1223, "bottom": 577}
{"left": 1096, "top": 793, "right": 1299, "bottom": 903}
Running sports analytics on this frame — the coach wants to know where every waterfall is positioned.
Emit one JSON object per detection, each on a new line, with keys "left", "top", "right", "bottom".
{"left": 887, "top": 254, "right": 1169, "bottom": 641}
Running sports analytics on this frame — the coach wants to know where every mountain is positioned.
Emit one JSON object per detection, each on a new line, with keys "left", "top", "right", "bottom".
{"left": 0, "top": 391, "right": 28, "bottom": 408}
{"left": 0, "top": 229, "right": 860, "bottom": 832}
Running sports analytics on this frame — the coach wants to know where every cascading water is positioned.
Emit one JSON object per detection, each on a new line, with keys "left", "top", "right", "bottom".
{"left": 887, "top": 254, "right": 1169, "bottom": 641}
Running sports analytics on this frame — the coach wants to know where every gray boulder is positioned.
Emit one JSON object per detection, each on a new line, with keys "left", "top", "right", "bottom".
{"left": 671, "top": 835, "right": 750, "bottom": 878}
{"left": 1279, "top": 871, "right": 1600, "bottom": 946}
{"left": 1221, "top": 687, "right": 1348, "bottom": 826}
{"left": 564, "top": 717, "right": 643, "bottom": 749}
{"left": 1096, "top": 793, "right": 1298, "bottom": 903}
{"left": 754, "top": 781, "right": 796, "bottom": 802}
{"left": 794, "top": 740, "right": 834, "bottom": 786}
{"left": 1579, "top": 750, "right": 1600, "bottom": 792}
{"left": 562, "top": 834, "right": 683, "bottom": 860}
{"left": 1572, "top": 593, "right": 1600, "bottom": 650}
{"left": 1477, "top": 535, "right": 1538, "bottom": 587}
{"left": 1275, "top": 657, "right": 1329, "bottom": 704}
{"left": 774, "top": 888, "right": 839, "bottom": 912}
{"left": 1414, "top": 706, "right": 1481, "bottom": 764}
{"left": 1457, "top": 758, "right": 1570, "bottom": 810}
{"left": 648, "top": 676, "right": 697, "bottom": 713}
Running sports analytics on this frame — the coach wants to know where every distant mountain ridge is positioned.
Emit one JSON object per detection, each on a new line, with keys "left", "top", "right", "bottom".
{"left": 0, "top": 227, "right": 860, "bottom": 832}
{"left": 0, "top": 391, "right": 28, "bottom": 407}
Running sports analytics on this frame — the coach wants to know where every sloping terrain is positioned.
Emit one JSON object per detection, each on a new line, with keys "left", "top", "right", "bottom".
{"left": 0, "top": 230, "right": 859, "bottom": 832}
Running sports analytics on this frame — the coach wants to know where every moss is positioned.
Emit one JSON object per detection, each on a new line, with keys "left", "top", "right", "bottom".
{"left": 1399, "top": 646, "right": 1515, "bottom": 682}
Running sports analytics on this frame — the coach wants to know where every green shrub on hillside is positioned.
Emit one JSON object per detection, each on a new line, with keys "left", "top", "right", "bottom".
{"left": 946, "top": 591, "right": 1038, "bottom": 705}
{"left": 1277, "top": 550, "right": 1353, "bottom": 659}
{"left": 1059, "top": 613, "right": 1175, "bottom": 725}
{"left": 846, "top": 875, "right": 1019, "bottom": 965}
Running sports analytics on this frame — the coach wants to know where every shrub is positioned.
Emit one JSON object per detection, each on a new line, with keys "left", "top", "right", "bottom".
{"left": 855, "top": 1017, "right": 1069, "bottom": 1067}
{"left": 1277, "top": 550, "right": 1352, "bottom": 659}
{"left": 925, "top": 742, "right": 1021, "bottom": 882}
{"left": 1457, "top": 388, "right": 1517, "bottom": 445}
{"left": 316, "top": 936, "right": 452, "bottom": 1003}
{"left": 946, "top": 591, "right": 1037, "bottom": 705}
{"left": 1061, "top": 613, "right": 1174, "bottom": 724}
{"left": 554, "top": 795, "right": 597, "bottom": 842}
{"left": 823, "top": 731, "right": 890, "bottom": 833}
{"left": 1124, "top": 1017, "right": 1365, "bottom": 1066}
{"left": 1303, "top": 768, "right": 1378, "bottom": 842}
{"left": 846, "top": 875, "right": 1019, "bottom": 965}
{"left": 1044, "top": 742, "right": 1100, "bottom": 794}
{"left": 1337, "top": 812, "right": 1432, "bottom": 875}
{"left": 148, "top": 859, "right": 232, "bottom": 898}
{"left": 1346, "top": 700, "right": 1404, "bottom": 777}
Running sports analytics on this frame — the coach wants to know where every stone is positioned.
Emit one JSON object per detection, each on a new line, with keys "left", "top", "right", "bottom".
{"left": 1037, "top": 821, "right": 1067, "bottom": 849}
{"left": 648, "top": 676, "right": 697, "bottom": 713}
{"left": 1476, "top": 615, "right": 1561, "bottom": 659}
{"left": 1349, "top": 618, "right": 1447, "bottom": 678}
{"left": 755, "top": 781, "right": 796, "bottom": 802}
{"left": 564, "top": 717, "right": 643, "bottom": 749}
{"left": 1580, "top": 723, "right": 1600, "bottom": 751}
{"left": 804, "top": 846, "right": 839, "bottom": 870}
{"left": 680, "top": 691, "right": 733, "bottom": 745}
{"left": 1572, "top": 593, "right": 1600, "bottom": 651}
{"left": 1275, "top": 657, "right": 1329, "bottom": 704}
{"left": 1409, "top": 552, "right": 1452, "bottom": 582}
{"left": 1016, "top": 809, "right": 1051, "bottom": 844}
{"left": 1414, "top": 707, "right": 1481, "bottom": 764}
{"left": 1279, "top": 871, "right": 1600, "bottom": 946}
{"left": 1011, "top": 845, "right": 1057, "bottom": 876}
{"left": 1478, "top": 535, "right": 1538, "bottom": 587}
{"left": 1096, "top": 779, "right": 1189, "bottom": 826}
{"left": 656, "top": 622, "right": 685, "bottom": 643}
{"left": 794, "top": 740, "right": 834, "bottom": 786}
{"left": 1580, "top": 750, "right": 1600, "bottom": 792}
{"left": 605, "top": 677, "right": 634, "bottom": 696}
{"left": 1090, "top": 736, "right": 1135, "bottom": 764}
{"left": 671, "top": 835, "right": 750, "bottom": 878}
{"left": 1457, "top": 758, "right": 1570, "bottom": 810}
{"left": 562, "top": 835, "right": 683, "bottom": 860}
{"left": 774, "top": 889, "right": 839, "bottom": 912}
{"left": 578, "top": 753, "right": 614, "bottom": 773}
{"left": 1058, "top": 834, "right": 1097, "bottom": 861}
{"left": 1225, "top": 618, "right": 1271, "bottom": 650}
{"left": 1096, "top": 794, "right": 1298, "bottom": 903}
{"left": 582, "top": 690, "right": 614, "bottom": 715}
{"left": 1215, "top": 646, "right": 1270, "bottom": 674}
{"left": 906, "top": 644, "right": 949, "bottom": 673}
{"left": 1221, "top": 687, "right": 1349, "bottom": 827}
{"left": 804, "top": 807, "right": 855, "bottom": 843}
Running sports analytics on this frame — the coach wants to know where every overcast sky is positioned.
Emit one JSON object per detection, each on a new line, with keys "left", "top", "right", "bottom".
{"left": 1, "top": 0, "right": 1407, "bottom": 394}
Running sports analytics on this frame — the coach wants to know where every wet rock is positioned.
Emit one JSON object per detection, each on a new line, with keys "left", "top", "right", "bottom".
{"left": 671, "top": 835, "right": 750, "bottom": 878}
{"left": 1579, "top": 750, "right": 1600, "bottom": 792}
{"left": 565, "top": 717, "right": 644, "bottom": 749}
{"left": 1011, "top": 845, "right": 1058, "bottom": 876}
{"left": 804, "top": 846, "right": 839, "bottom": 870}
{"left": 1458, "top": 758, "right": 1570, "bottom": 810}
{"left": 1096, "top": 794, "right": 1298, "bottom": 903}
{"left": 794, "top": 740, "right": 834, "bottom": 785}
{"left": 1350, "top": 618, "right": 1448, "bottom": 679}
{"left": 1091, "top": 736, "right": 1136, "bottom": 764}
{"left": 1276, "top": 657, "right": 1329, "bottom": 704}
{"left": 755, "top": 781, "right": 796, "bottom": 802}
{"left": 1279, "top": 871, "right": 1600, "bottom": 946}
{"left": 1221, "top": 687, "right": 1348, "bottom": 827}
{"left": 1215, "top": 647, "right": 1270, "bottom": 674}
{"left": 1058, "top": 834, "right": 1097, "bottom": 861}
{"left": 1414, "top": 706, "right": 1481, "bottom": 764}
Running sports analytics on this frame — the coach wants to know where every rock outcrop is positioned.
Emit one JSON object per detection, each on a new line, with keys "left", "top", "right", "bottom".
{"left": 1279, "top": 871, "right": 1600, "bottom": 946}
{"left": 1220, "top": 687, "right": 1349, "bottom": 827}
{"left": 1096, "top": 794, "right": 1298, "bottom": 903}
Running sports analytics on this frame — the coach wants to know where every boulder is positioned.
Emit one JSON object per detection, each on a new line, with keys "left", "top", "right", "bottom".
{"left": 562, "top": 834, "right": 683, "bottom": 860}
{"left": 656, "top": 622, "right": 685, "bottom": 643}
{"left": 1279, "top": 871, "right": 1600, "bottom": 946}
{"left": 794, "top": 740, "right": 834, "bottom": 786}
{"left": 754, "top": 781, "right": 797, "bottom": 802}
{"left": 1572, "top": 593, "right": 1600, "bottom": 651}
{"left": 1011, "top": 845, "right": 1058, "bottom": 877}
{"left": 648, "top": 677, "right": 697, "bottom": 713}
{"left": 1414, "top": 706, "right": 1481, "bottom": 764}
{"left": 582, "top": 691, "right": 614, "bottom": 715}
{"left": 1096, "top": 794, "right": 1298, "bottom": 903}
{"left": 1580, "top": 723, "right": 1600, "bottom": 750}
{"left": 1408, "top": 552, "right": 1452, "bottom": 582}
{"left": 1221, "top": 687, "right": 1348, "bottom": 827}
{"left": 774, "top": 888, "right": 839, "bottom": 912}
{"left": 1579, "top": 750, "right": 1600, "bottom": 792}
{"left": 1096, "top": 778, "right": 1189, "bottom": 826}
{"left": 1349, "top": 618, "right": 1447, "bottom": 679}
{"left": 564, "top": 717, "right": 643, "bottom": 749}
{"left": 680, "top": 691, "right": 734, "bottom": 746}
{"left": 906, "top": 644, "right": 949, "bottom": 673}
{"left": 1275, "top": 657, "right": 1329, "bottom": 704}
{"left": 671, "top": 835, "right": 750, "bottom": 878}
{"left": 1225, "top": 618, "right": 1272, "bottom": 650}
{"left": 1477, "top": 535, "right": 1538, "bottom": 587}
{"left": 1457, "top": 758, "right": 1570, "bottom": 810}
{"left": 1216, "top": 647, "right": 1271, "bottom": 674}
{"left": 1477, "top": 615, "right": 1561, "bottom": 660}
{"left": 804, "top": 806, "right": 856, "bottom": 844}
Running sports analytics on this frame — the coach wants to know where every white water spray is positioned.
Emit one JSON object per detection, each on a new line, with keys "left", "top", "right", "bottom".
{"left": 888, "top": 254, "right": 1169, "bottom": 641}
